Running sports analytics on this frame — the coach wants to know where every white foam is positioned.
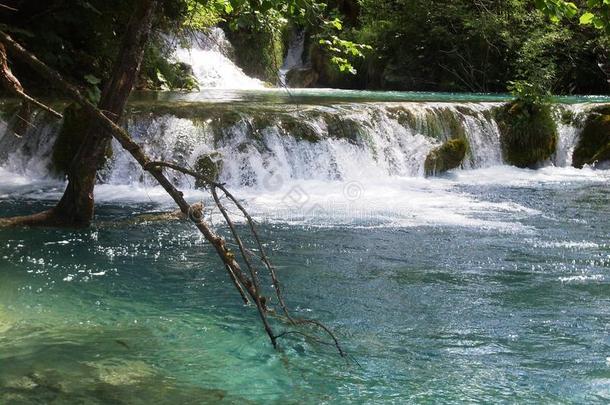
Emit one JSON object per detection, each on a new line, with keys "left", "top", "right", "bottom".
{"left": 448, "top": 165, "right": 610, "bottom": 186}
{"left": 559, "top": 274, "right": 604, "bottom": 283}
{"left": 173, "top": 29, "right": 264, "bottom": 89}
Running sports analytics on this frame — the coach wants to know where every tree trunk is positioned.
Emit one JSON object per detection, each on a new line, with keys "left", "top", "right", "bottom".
{"left": 53, "top": 0, "right": 157, "bottom": 227}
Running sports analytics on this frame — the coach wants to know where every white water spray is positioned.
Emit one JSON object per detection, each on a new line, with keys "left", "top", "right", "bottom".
{"left": 279, "top": 29, "right": 306, "bottom": 86}
{"left": 173, "top": 28, "right": 264, "bottom": 89}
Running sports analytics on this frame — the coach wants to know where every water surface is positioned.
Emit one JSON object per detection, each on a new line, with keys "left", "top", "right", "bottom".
{"left": 1, "top": 166, "right": 609, "bottom": 403}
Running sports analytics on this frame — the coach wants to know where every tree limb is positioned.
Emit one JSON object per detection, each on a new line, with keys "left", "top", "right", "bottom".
{"left": 0, "top": 42, "right": 62, "bottom": 119}
{"left": 0, "top": 31, "right": 344, "bottom": 356}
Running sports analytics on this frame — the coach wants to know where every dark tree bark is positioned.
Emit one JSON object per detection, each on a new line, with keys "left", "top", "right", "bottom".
{"left": 52, "top": 0, "right": 157, "bottom": 227}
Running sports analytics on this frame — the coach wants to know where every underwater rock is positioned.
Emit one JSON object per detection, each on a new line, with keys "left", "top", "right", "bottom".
{"left": 194, "top": 152, "right": 223, "bottom": 187}
{"left": 495, "top": 100, "right": 557, "bottom": 168}
{"left": 424, "top": 138, "right": 468, "bottom": 176}
{"left": 88, "top": 359, "right": 155, "bottom": 386}
{"left": 572, "top": 105, "right": 610, "bottom": 168}
{"left": 0, "top": 306, "right": 14, "bottom": 333}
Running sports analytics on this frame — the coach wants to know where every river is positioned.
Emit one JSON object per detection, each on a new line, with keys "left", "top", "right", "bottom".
{"left": 1, "top": 82, "right": 610, "bottom": 403}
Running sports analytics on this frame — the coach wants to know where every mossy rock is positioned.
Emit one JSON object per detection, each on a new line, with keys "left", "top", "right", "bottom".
{"left": 324, "top": 116, "right": 367, "bottom": 145}
{"left": 225, "top": 26, "right": 285, "bottom": 83}
{"left": 285, "top": 67, "right": 319, "bottom": 88}
{"left": 495, "top": 100, "right": 557, "bottom": 168}
{"left": 279, "top": 118, "right": 321, "bottom": 142}
{"left": 572, "top": 106, "right": 610, "bottom": 168}
{"left": 194, "top": 152, "right": 223, "bottom": 188}
{"left": 424, "top": 138, "right": 468, "bottom": 176}
{"left": 386, "top": 106, "right": 417, "bottom": 129}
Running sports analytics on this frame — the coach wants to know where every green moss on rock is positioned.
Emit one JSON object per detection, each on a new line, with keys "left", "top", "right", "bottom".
{"left": 424, "top": 138, "right": 468, "bottom": 176}
{"left": 194, "top": 152, "right": 223, "bottom": 188}
{"left": 226, "top": 27, "right": 285, "bottom": 83}
{"left": 572, "top": 105, "right": 610, "bottom": 168}
{"left": 495, "top": 100, "right": 557, "bottom": 168}
{"left": 386, "top": 106, "right": 417, "bottom": 129}
{"left": 285, "top": 68, "right": 319, "bottom": 88}
{"left": 279, "top": 117, "right": 321, "bottom": 142}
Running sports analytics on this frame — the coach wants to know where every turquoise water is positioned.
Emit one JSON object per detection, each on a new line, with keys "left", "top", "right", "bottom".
{"left": 132, "top": 88, "right": 610, "bottom": 105}
{"left": 1, "top": 166, "right": 610, "bottom": 403}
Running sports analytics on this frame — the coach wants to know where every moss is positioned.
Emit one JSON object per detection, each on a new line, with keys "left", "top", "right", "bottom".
{"left": 495, "top": 100, "right": 558, "bottom": 168}
{"left": 572, "top": 105, "right": 610, "bottom": 168}
{"left": 194, "top": 152, "right": 223, "bottom": 188}
{"left": 424, "top": 138, "right": 468, "bottom": 176}
{"left": 560, "top": 108, "right": 575, "bottom": 126}
{"left": 386, "top": 106, "right": 417, "bottom": 128}
{"left": 285, "top": 68, "right": 319, "bottom": 88}
{"left": 226, "top": 26, "right": 286, "bottom": 83}
{"left": 279, "top": 117, "right": 321, "bottom": 142}
{"left": 325, "top": 116, "right": 365, "bottom": 144}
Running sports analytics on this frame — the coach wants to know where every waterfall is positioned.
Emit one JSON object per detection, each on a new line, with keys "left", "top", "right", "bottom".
{"left": 554, "top": 104, "right": 587, "bottom": 167}
{"left": 279, "top": 29, "right": 306, "bottom": 86}
{"left": 0, "top": 101, "right": 596, "bottom": 193}
{"left": 0, "top": 110, "right": 61, "bottom": 180}
{"left": 172, "top": 28, "right": 264, "bottom": 89}
{"left": 100, "top": 102, "right": 588, "bottom": 189}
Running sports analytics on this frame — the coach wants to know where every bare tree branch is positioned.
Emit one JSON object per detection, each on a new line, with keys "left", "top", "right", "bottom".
{"left": 0, "top": 42, "right": 62, "bottom": 119}
{"left": 0, "top": 31, "right": 345, "bottom": 357}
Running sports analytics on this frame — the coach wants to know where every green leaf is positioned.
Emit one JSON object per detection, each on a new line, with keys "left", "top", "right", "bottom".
{"left": 593, "top": 16, "right": 605, "bottom": 29}
{"left": 84, "top": 74, "right": 101, "bottom": 85}
{"left": 580, "top": 12, "right": 595, "bottom": 24}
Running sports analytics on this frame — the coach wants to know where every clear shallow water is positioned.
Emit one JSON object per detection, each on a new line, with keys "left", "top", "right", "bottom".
{"left": 1, "top": 166, "right": 610, "bottom": 403}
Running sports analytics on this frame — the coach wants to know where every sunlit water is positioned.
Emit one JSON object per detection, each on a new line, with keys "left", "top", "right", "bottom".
{"left": 1, "top": 89, "right": 610, "bottom": 403}
{"left": 1, "top": 165, "right": 609, "bottom": 403}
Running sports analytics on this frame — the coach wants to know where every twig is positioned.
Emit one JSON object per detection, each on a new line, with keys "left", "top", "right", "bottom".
{"left": 0, "top": 3, "right": 18, "bottom": 12}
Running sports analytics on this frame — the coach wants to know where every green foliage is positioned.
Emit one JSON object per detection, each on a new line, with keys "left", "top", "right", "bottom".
{"left": 2, "top": 0, "right": 607, "bottom": 95}
{"left": 317, "top": 35, "right": 371, "bottom": 75}
{"left": 182, "top": 0, "right": 230, "bottom": 30}
{"left": 83, "top": 74, "right": 101, "bottom": 104}
{"left": 537, "top": 0, "right": 610, "bottom": 33}
{"left": 352, "top": 0, "right": 607, "bottom": 93}
{"left": 221, "top": 0, "right": 369, "bottom": 76}
{"left": 142, "top": 44, "right": 200, "bottom": 91}
{"left": 496, "top": 100, "right": 558, "bottom": 168}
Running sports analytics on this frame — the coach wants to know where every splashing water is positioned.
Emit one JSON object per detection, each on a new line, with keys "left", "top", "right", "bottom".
{"left": 0, "top": 96, "right": 607, "bottom": 231}
{"left": 279, "top": 29, "right": 306, "bottom": 86}
{"left": 172, "top": 28, "right": 264, "bottom": 89}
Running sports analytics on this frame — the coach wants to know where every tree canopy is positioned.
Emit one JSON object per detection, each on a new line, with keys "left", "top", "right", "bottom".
{"left": 0, "top": 0, "right": 608, "bottom": 95}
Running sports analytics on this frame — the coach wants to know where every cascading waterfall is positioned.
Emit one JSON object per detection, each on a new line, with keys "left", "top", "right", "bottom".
{"left": 0, "top": 102, "right": 594, "bottom": 189}
{"left": 172, "top": 28, "right": 264, "bottom": 89}
{"left": 279, "top": 29, "right": 306, "bottom": 86}
{"left": 1, "top": 99, "right": 607, "bottom": 228}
